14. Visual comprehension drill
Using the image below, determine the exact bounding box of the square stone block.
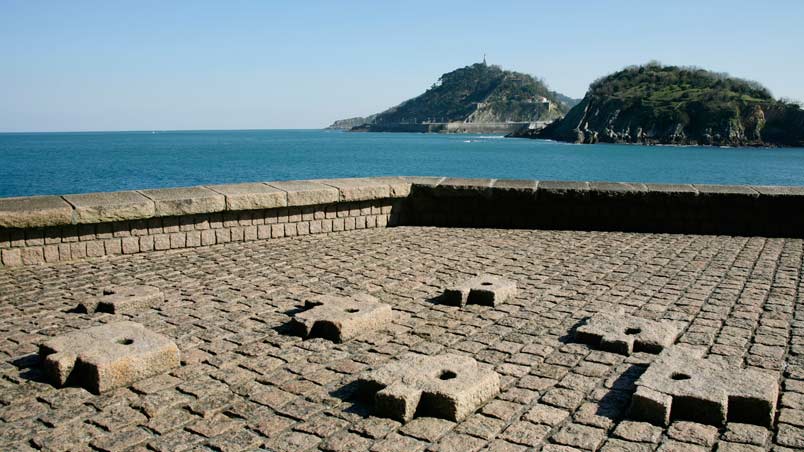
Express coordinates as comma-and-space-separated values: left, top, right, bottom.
575, 311, 682, 355
207, 183, 287, 210
39, 321, 180, 394
0, 195, 73, 228
443, 274, 516, 307
359, 353, 501, 422
76, 285, 164, 314
291, 293, 392, 342
267, 181, 340, 207
139, 187, 225, 216
629, 345, 778, 427
63, 191, 155, 223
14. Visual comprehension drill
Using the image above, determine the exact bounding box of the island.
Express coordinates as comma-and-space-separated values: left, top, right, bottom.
512, 62, 804, 147
327, 62, 579, 135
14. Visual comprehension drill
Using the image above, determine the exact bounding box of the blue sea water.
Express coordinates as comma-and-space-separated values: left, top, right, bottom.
2, 129, 804, 198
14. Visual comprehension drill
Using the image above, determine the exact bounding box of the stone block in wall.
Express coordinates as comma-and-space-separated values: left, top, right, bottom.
122, 237, 140, 254
169, 233, 185, 249
105, 238, 122, 255
63, 191, 155, 224
284, 223, 297, 237
230, 227, 244, 241
186, 230, 201, 247
268, 180, 339, 206
200, 230, 215, 246
244, 225, 257, 241
70, 242, 87, 259
153, 235, 170, 251
208, 182, 287, 211
139, 236, 155, 252
57, 243, 71, 261
43, 245, 59, 263
86, 241, 105, 257
215, 229, 230, 244
1, 248, 22, 267
317, 178, 392, 201
25, 228, 44, 246
21, 247, 45, 265
0, 195, 73, 228
140, 186, 225, 216
270, 224, 284, 238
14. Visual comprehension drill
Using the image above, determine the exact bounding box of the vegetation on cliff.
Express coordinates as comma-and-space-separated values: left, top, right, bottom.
327, 63, 574, 132
525, 62, 804, 147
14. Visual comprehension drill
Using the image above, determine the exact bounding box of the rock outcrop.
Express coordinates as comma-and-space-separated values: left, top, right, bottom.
515, 63, 804, 147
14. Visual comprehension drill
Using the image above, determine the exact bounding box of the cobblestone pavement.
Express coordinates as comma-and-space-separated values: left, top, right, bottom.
0, 227, 802, 451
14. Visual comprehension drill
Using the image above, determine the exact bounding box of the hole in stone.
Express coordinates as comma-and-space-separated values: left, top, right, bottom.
480, 282, 493, 286
625, 327, 641, 335
670, 372, 690, 380
103, 289, 115, 296
116, 338, 134, 345
438, 370, 457, 380
345, 308, 359, 313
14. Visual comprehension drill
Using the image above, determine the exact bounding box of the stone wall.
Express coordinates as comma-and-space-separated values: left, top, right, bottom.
0, 178, 410, 267
3, 176, 804, 268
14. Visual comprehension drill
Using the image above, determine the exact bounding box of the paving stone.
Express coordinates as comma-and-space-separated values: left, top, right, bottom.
667, 421, 718, 446
713, 442, 764, 452
575, 311, 682, 355
721, 422, 770, 445
39, 321, 180, 393
398, 416, 455, 442
551, 423, 607, 450
320, 430, 373, 452
370, 432, 427, 452
498, 421, 551, 447
656, 440, 708, 452
612, 420, 662, 443
1, 226, 801, 451
76, 285, 164, 314
291, 293, 393, 342
775, 423, 804, 448
443, 274, 517, 307
630, 345, 778, 427
359, 353, 501, 422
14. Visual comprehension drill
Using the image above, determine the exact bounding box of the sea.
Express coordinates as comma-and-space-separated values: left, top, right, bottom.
2, 129, 804, 198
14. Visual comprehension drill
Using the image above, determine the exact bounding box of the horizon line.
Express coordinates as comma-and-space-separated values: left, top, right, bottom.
0, 127, 331, 135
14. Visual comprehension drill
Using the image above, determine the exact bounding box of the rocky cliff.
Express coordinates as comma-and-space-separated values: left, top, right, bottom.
325, 115, 377, 130
327, 63, 573, 133
516, 63, 804, 147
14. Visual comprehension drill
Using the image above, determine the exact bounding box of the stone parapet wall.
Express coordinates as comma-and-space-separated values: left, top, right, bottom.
3, 176, 804, 267
407, 177, 804, 237
0, 178, 410, 267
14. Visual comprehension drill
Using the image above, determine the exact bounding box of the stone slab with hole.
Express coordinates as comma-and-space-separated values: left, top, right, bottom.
39, 321, 180, 394
575, 311, 682, 355
76, 285, 164, 314
629, 345, 778, 427
358, 353, 501, 422
290, 293, 392, 342
442, 274, 516, 307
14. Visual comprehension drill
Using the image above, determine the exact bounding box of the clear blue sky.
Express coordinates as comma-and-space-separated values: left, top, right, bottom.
2, 0, 802, 132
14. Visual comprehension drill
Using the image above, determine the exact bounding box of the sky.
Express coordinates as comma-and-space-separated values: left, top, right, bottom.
1, 0, 803, 132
